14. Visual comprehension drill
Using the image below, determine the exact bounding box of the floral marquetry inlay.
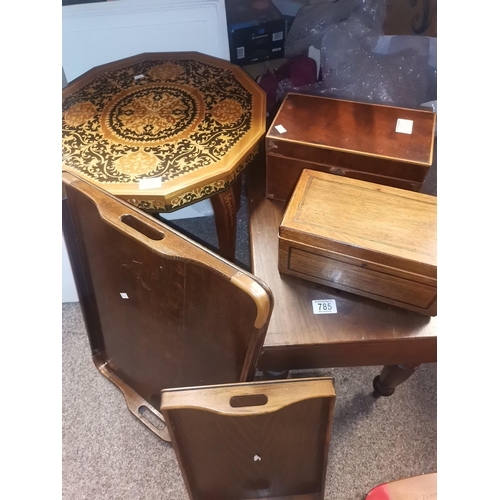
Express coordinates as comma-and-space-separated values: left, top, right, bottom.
114, 150, 160, 176
211, 99, 243, 124
100, 84, 205, 145
64, 102, 97, 127
148, 62, 185, 81
62, 53, 265, 211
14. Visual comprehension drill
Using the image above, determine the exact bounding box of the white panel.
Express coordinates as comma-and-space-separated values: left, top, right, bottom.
62, 0, 230, 82
62, 237, 79, 303
62, 0, 228, 301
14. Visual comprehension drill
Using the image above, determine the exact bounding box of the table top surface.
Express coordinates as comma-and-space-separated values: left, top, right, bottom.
62, 52, 266, 212
247, 158, 437, 353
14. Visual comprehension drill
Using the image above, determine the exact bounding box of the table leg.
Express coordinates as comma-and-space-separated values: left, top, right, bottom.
372, 364, 420, 398
210, 177, 242, 262
262, 370, 290, 380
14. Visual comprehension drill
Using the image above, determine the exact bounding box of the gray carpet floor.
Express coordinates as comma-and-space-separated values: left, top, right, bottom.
62, 301, 436, 500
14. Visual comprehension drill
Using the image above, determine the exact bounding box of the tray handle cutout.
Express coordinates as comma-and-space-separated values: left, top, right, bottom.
120, 214, 164, 241
138, 405, 166, 430
230, 394, 268, 408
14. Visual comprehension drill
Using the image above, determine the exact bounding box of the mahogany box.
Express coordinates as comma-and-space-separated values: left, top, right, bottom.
266, 93, 436, 202
278, 169, 437, 316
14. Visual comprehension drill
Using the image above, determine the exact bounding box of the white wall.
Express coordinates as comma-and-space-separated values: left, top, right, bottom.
62, 238, 79, 303
62, 0, 230, 302
62, 67, 78, 303
62, 0, 230, 82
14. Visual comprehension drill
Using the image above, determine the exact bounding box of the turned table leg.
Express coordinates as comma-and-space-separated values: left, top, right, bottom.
210, 177, 242, 262
263, 370, 290, 380
372, 364, 420, 398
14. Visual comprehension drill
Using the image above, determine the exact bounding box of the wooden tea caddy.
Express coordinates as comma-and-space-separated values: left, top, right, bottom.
266, 93, 436, 202
278, 170, 437, 316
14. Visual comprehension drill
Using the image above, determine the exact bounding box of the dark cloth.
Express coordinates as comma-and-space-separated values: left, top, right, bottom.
257, 55, 317, 114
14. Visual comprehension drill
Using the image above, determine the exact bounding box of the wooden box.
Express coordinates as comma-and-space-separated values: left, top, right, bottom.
266, 93, 436, 202
278, 170, 437, 316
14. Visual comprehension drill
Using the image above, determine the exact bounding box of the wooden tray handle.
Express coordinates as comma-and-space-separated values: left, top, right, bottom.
96, 359, 172, 442
63, 171, 272, 330
101, 207, 168, 247
161, 378, 335, 417
63, 171, 169, 245
119, 214, 165, 241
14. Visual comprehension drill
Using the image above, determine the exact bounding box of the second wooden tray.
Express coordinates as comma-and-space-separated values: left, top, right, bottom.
161, 377, 336, 499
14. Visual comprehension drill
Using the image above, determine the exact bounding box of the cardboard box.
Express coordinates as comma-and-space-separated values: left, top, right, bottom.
226, 0, 286, 65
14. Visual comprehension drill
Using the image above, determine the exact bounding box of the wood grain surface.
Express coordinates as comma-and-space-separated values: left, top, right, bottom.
161, 378, 335, 500
282, 245, 436, 310
246, 156, 437, 372
266, 154, 423, 202
62, 171, 273, 440
282, 171, 437, 272
267, 94, 436, 165
278, 170, 437, 315
266, 93, 435, 201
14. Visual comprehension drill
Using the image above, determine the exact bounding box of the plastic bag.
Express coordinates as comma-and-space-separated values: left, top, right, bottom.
281, 0, 436, 109
285, 0, 386, 57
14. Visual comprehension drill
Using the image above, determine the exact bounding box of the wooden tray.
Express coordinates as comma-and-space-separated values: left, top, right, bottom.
62, 172, 273, 441
161, 377, 335, 500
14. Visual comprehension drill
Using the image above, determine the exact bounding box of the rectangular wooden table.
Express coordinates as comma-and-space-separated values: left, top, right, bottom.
247, 152, 437, 397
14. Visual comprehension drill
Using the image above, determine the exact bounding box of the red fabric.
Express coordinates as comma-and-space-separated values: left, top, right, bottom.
257, 71, 280, 113
257, 56, 318, 113
365, 483, 391, 500
275, 55, 317, 87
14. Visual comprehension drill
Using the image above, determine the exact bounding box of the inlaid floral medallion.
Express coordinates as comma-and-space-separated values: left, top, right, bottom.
100, 84, 205, 145
62, 54, 265, 210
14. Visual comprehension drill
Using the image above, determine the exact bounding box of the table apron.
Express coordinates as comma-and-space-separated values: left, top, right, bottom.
258, 337, 437, 372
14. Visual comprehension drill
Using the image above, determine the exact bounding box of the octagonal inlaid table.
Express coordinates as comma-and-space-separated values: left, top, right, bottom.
62, 52, 266, 261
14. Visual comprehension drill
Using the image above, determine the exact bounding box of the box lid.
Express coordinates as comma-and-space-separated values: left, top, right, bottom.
279, 170, 437, 279
267, 93, 436, 166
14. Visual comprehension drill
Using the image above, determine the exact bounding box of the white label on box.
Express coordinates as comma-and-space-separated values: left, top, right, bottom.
395, 118, 413, 134
139, 177, 162, 190
120, 293, 129, 299
312, 299, 337, 314
134, 74, 144, 80
273, 31, 284, 41
275, 124, 287, 134
237, 47, 245, 59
